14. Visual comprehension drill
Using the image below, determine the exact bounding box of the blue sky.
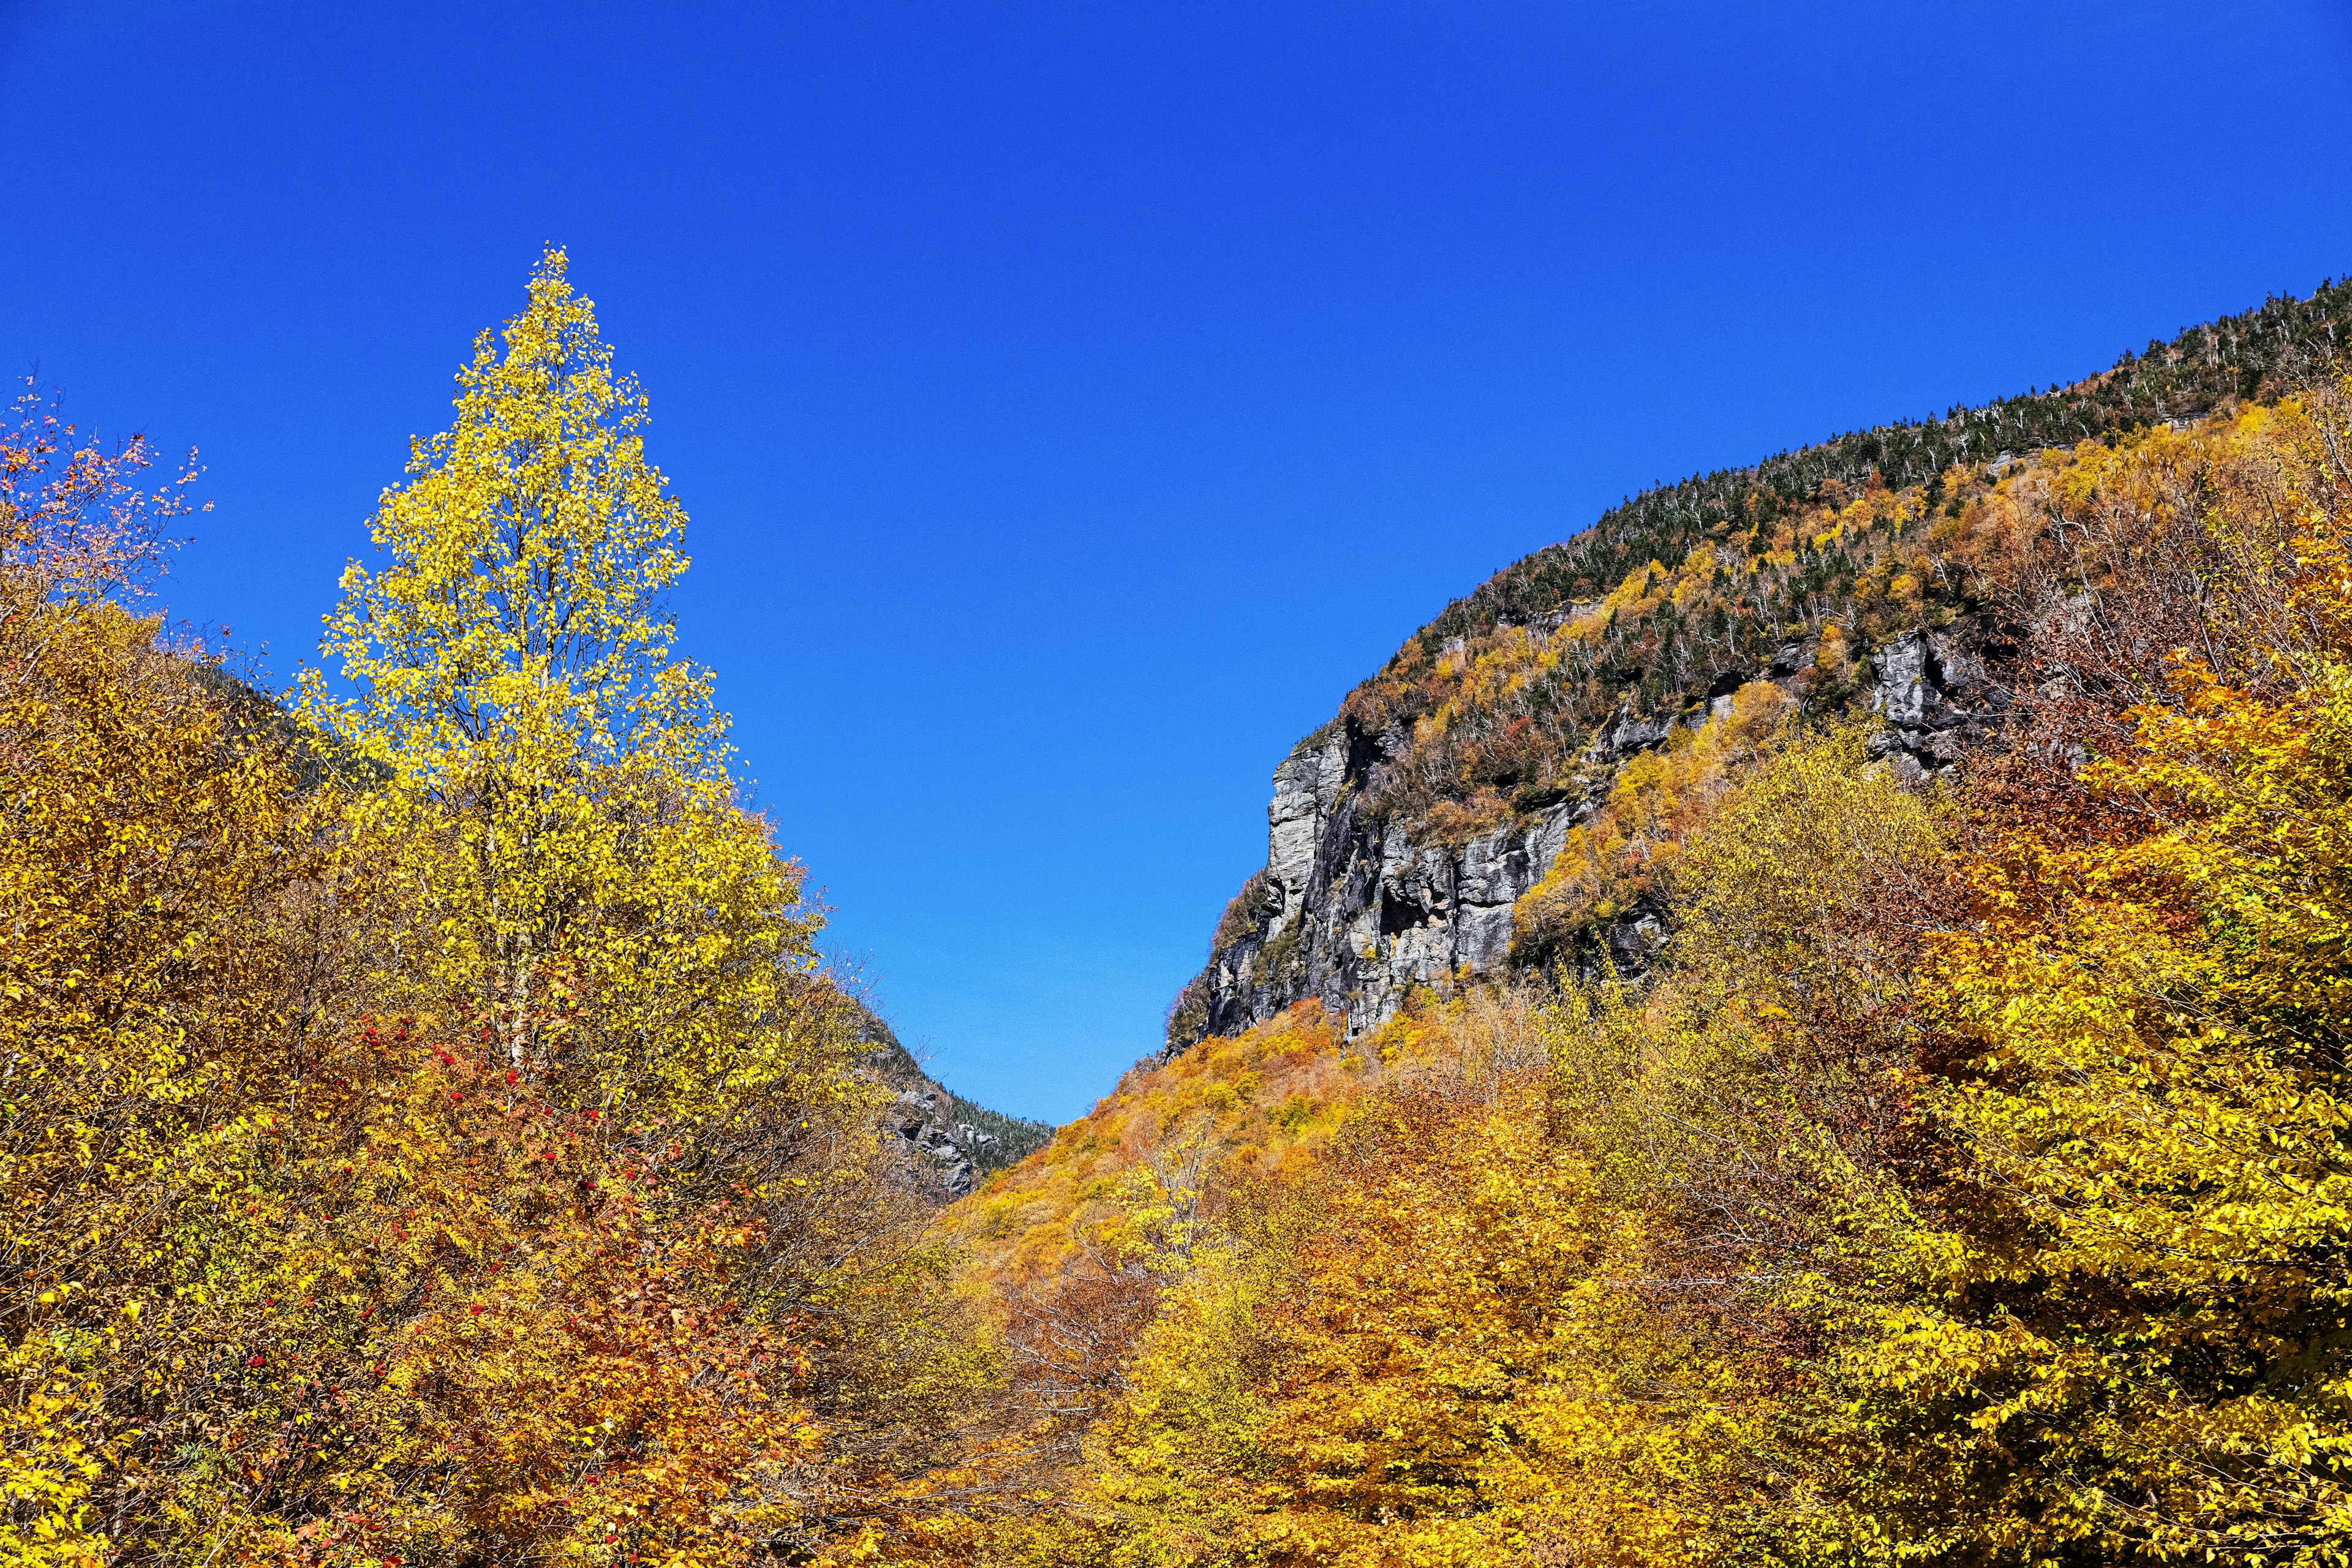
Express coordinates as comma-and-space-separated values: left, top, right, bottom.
6, 1, 2351, 1120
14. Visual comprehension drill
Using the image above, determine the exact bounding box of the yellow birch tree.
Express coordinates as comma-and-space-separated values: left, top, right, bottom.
300, 248, 828, 1127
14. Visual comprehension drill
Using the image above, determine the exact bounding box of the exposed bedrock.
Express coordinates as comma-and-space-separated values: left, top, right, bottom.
1178, 622, 2002, 1050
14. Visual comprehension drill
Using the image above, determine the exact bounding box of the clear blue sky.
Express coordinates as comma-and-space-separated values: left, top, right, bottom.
6, 1, 2350, 1120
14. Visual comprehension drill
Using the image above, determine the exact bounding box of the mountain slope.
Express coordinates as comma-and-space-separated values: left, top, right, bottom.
949, 342, 2352, 1568
1164, 278, 2352, 1051
857, 1007, 1053, 1199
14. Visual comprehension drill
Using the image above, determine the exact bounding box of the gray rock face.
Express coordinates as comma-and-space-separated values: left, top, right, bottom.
1180, 619, 2002, 1050
1194, 709, 1645, 1045
853, 1008, 1048, 1202
1863, 628, 2002, 778
1197, 739, 1568, 1042
885, 1082, 987, 1200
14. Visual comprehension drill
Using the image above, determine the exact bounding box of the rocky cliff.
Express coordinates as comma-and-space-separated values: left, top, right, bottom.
1178, 623, 2003, 1046
856, 1010, 1053, 1200
1164, 277, 2352, 1055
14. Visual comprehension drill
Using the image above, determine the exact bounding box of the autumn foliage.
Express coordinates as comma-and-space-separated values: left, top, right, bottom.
954, 388, 2352, 1564
0, 258, 992, 1566
17, 255, 2352, 1567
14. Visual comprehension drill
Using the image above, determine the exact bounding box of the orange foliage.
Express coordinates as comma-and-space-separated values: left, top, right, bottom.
190, 1027, 816, 1567
949, 1001, 1378, 1292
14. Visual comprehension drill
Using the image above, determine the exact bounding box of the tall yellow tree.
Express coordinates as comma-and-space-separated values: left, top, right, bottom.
303, 255, 1006, 1562
301, 247, 823, 1125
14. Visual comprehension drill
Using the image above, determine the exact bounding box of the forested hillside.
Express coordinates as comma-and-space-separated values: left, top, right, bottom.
12, 258, 2352, 1567
959, 375, 2352, 1564
1168, 277, 2352, 1050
